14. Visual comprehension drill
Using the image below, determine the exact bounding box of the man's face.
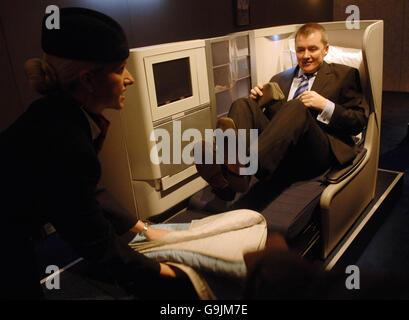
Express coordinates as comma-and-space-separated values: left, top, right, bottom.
295, 31, 329, 74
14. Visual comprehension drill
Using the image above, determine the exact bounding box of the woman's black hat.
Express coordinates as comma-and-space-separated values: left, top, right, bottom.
41, 7, 129, 62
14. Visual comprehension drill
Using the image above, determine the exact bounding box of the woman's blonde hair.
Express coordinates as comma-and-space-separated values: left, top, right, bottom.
24, 54, 105, 95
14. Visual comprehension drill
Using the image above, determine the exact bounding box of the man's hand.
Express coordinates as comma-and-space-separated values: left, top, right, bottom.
249, 84, 264, 100
299, 91, 327, 111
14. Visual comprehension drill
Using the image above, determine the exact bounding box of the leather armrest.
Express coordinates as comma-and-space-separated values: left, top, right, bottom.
326, 148, 367, 184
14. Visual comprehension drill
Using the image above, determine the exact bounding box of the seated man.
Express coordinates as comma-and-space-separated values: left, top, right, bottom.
196, 22, 368, 200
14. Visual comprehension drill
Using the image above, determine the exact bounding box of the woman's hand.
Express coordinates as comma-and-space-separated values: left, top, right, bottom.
159, 263, 179, 278
131, 220, 174, 241
144, 227, 173, 241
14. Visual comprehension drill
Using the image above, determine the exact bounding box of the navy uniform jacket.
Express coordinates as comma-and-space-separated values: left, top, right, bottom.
0, 93, 160, 298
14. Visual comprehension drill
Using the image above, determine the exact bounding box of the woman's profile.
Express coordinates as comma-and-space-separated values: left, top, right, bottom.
0, 7, 195, 300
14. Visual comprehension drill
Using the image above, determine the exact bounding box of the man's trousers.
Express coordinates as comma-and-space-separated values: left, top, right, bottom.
228, 98, 336, 182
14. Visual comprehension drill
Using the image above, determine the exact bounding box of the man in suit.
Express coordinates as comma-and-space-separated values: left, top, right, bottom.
196, 22, 368, 199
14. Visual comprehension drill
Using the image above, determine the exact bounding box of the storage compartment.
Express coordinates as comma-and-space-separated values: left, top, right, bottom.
215, 90, 233, 118
213, 65, 232, 92
153, 106, 213, 178
231, 35, 249, 57
233, 77, 251, 99
211, 40, 230, 66
206, 32, 252, 119
232, 56, 250, 80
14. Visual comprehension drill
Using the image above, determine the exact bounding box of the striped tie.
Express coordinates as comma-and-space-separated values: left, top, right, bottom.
293, 73, 314, 99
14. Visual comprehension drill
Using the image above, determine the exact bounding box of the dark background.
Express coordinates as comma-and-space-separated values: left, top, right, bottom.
0, 0, 336, 133
1, 0, 408, 132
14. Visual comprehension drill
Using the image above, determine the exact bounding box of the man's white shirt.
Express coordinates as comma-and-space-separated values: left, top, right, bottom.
287, 68, 335, 125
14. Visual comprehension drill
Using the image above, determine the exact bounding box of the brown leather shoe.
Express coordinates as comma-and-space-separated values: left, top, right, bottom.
216, 117, 238, 132
194, 140, 228, 190
216, 117, 241, 175
216, 117, 249, 175
195, 119, 250, 198
194, 140, 237, 200
224, 168, 250, 193
216, 117, 250, 192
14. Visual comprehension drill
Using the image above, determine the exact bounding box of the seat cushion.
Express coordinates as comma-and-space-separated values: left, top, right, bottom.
260, 179, 324, 239
188, 173, 327, 240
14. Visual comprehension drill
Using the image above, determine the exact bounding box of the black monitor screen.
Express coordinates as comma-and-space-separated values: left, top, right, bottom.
153, 57, 193, 107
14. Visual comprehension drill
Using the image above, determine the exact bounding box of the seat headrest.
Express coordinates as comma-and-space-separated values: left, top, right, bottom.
287, 38, 363, 70
324, 46, 363, 70
284, 38, 366, 90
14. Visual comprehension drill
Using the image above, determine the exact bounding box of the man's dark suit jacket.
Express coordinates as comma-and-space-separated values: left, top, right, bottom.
0, 93, 160, 298
268, 61, 369, 166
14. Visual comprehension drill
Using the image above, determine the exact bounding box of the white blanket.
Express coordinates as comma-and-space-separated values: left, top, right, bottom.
129, 209, 267, 299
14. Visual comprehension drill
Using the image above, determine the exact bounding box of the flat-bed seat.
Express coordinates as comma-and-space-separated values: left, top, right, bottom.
167, 172, 325, 256
167, 147, 367, 256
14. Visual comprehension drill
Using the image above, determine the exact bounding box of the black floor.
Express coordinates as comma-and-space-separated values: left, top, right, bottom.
351, 91, 409, 274
327, 91, 409, 278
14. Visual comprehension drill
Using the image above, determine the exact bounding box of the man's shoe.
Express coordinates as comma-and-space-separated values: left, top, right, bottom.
216, 117, 238, 133
213, 186, 237, 201
216, 117, 241, 174
195, 140, 228, 189
194, 140, 236, 201
224, 168, 250, 193
216, 117, 250, 192
194, 126, 250, 199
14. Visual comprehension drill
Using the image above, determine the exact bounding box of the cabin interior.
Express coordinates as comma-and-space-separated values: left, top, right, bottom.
1, 0, 409, 300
